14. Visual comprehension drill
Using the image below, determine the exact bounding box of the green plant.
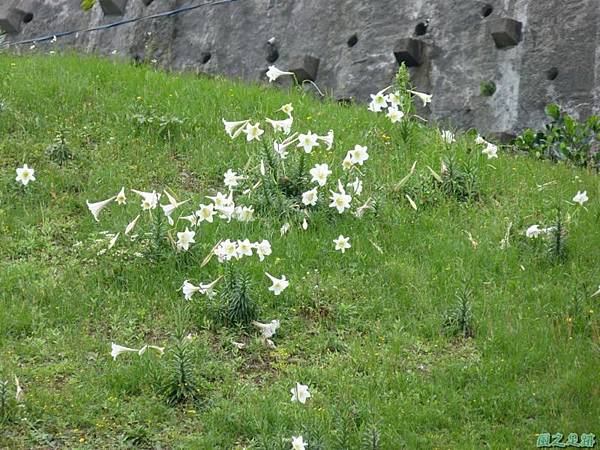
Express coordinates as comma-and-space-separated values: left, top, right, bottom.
361, 423, 382, 450
252, 141, 307, 220
159, 337, 201, 406
0, 379, 16, 424
44, 132, 73, 165
443, 287, 475, 339
220, 265, 259, 326
513, 104, 600, 169
546, 208, 568, 263
394, 63, 418, 142
81, 0, 95, 11
438, 156, 480, 202
130, 106, 187, 141
480, 81, 496, 97
565, 284, 599, 339
143, 211, 170, 261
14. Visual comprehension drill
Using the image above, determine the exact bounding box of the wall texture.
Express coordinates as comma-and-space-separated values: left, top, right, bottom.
2, 0, 599, 137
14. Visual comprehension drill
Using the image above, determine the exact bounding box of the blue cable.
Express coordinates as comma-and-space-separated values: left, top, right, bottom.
1, 0, 239, 48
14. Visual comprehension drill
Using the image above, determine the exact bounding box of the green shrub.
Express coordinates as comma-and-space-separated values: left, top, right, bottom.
513, 104, 600, 169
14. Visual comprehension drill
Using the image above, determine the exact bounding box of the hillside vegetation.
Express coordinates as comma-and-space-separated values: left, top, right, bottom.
0, 54, 598, 449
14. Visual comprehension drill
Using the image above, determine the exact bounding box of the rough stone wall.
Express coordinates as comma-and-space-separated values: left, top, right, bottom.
2, 0, 599, 137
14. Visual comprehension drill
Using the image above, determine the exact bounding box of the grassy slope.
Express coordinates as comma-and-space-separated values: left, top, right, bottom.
0, 54, 598, 449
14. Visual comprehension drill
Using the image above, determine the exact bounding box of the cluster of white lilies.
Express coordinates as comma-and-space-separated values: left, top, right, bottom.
10, 72, 595, 449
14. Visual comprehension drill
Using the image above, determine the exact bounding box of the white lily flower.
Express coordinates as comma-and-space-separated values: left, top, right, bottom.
235, 205, 254, 222
342, 155, 354, 171
573, 191, 588, 206
216, 203, 236, 222
138, 345, 164, 356
355, 197, 375, 218
273, 133, 299, 160
297, 131, 320, 153
348, 144, 369, 165
107, 232, 120, 250
333, 235, 351, 253
266, 65, 294, 82
265, 273, 289, 295
302, 187, 319, 206
279, 103, 294, 116
15, 376, 24, 403
125, 214, 141, 235
111, 343, 139, 360
224, 169, 245, 189
243, 122, 264, 142
475, 134, 487, 145
348, 178, 363, 195
115, 187, 127, 205
180, 213, 198, 226
161, 191, 189, 224
86, 196, 116, 222
408, 89, 432, 106
386, 91, 402, 108
207, 191, 233, 209
386, 106, 405, 123
232, 341, 246, 350
146, 345, 164, 356
15, 164, 36, 186
482, 143, 498, 159
440, 130, 456, 144
525, 225, 544, 238
252, 319, 280, 338
310, 163, 331, 187
369, 89, 389, 112
266, 117, 293, 135
302, 217, 308, 230
290, 382, 311, 404
132, 189, 160, 210
216, 239, 238, 261
329, 182, 352, 213
196, 203, 216, 223
280, 222, 290, 236
182, 280, 202, 300
176, 227, 196, 251
237, 239, 254, 258
255, 239, 272, 261
222, 119, 250, 139
318, 129, 334, 150
291, 435, 308, 450
200, 277, 221, 298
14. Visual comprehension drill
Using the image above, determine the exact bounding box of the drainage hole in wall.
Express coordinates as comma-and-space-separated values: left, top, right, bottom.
481, 4, 493, 17
347, 34, 358, 48
201, 52, 211, 64
415, 22, 428, 36
546, 67, 558, 80
266, 47, 279, 63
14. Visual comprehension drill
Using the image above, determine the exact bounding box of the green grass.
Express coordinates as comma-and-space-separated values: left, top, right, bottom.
0, 53, 599, 449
